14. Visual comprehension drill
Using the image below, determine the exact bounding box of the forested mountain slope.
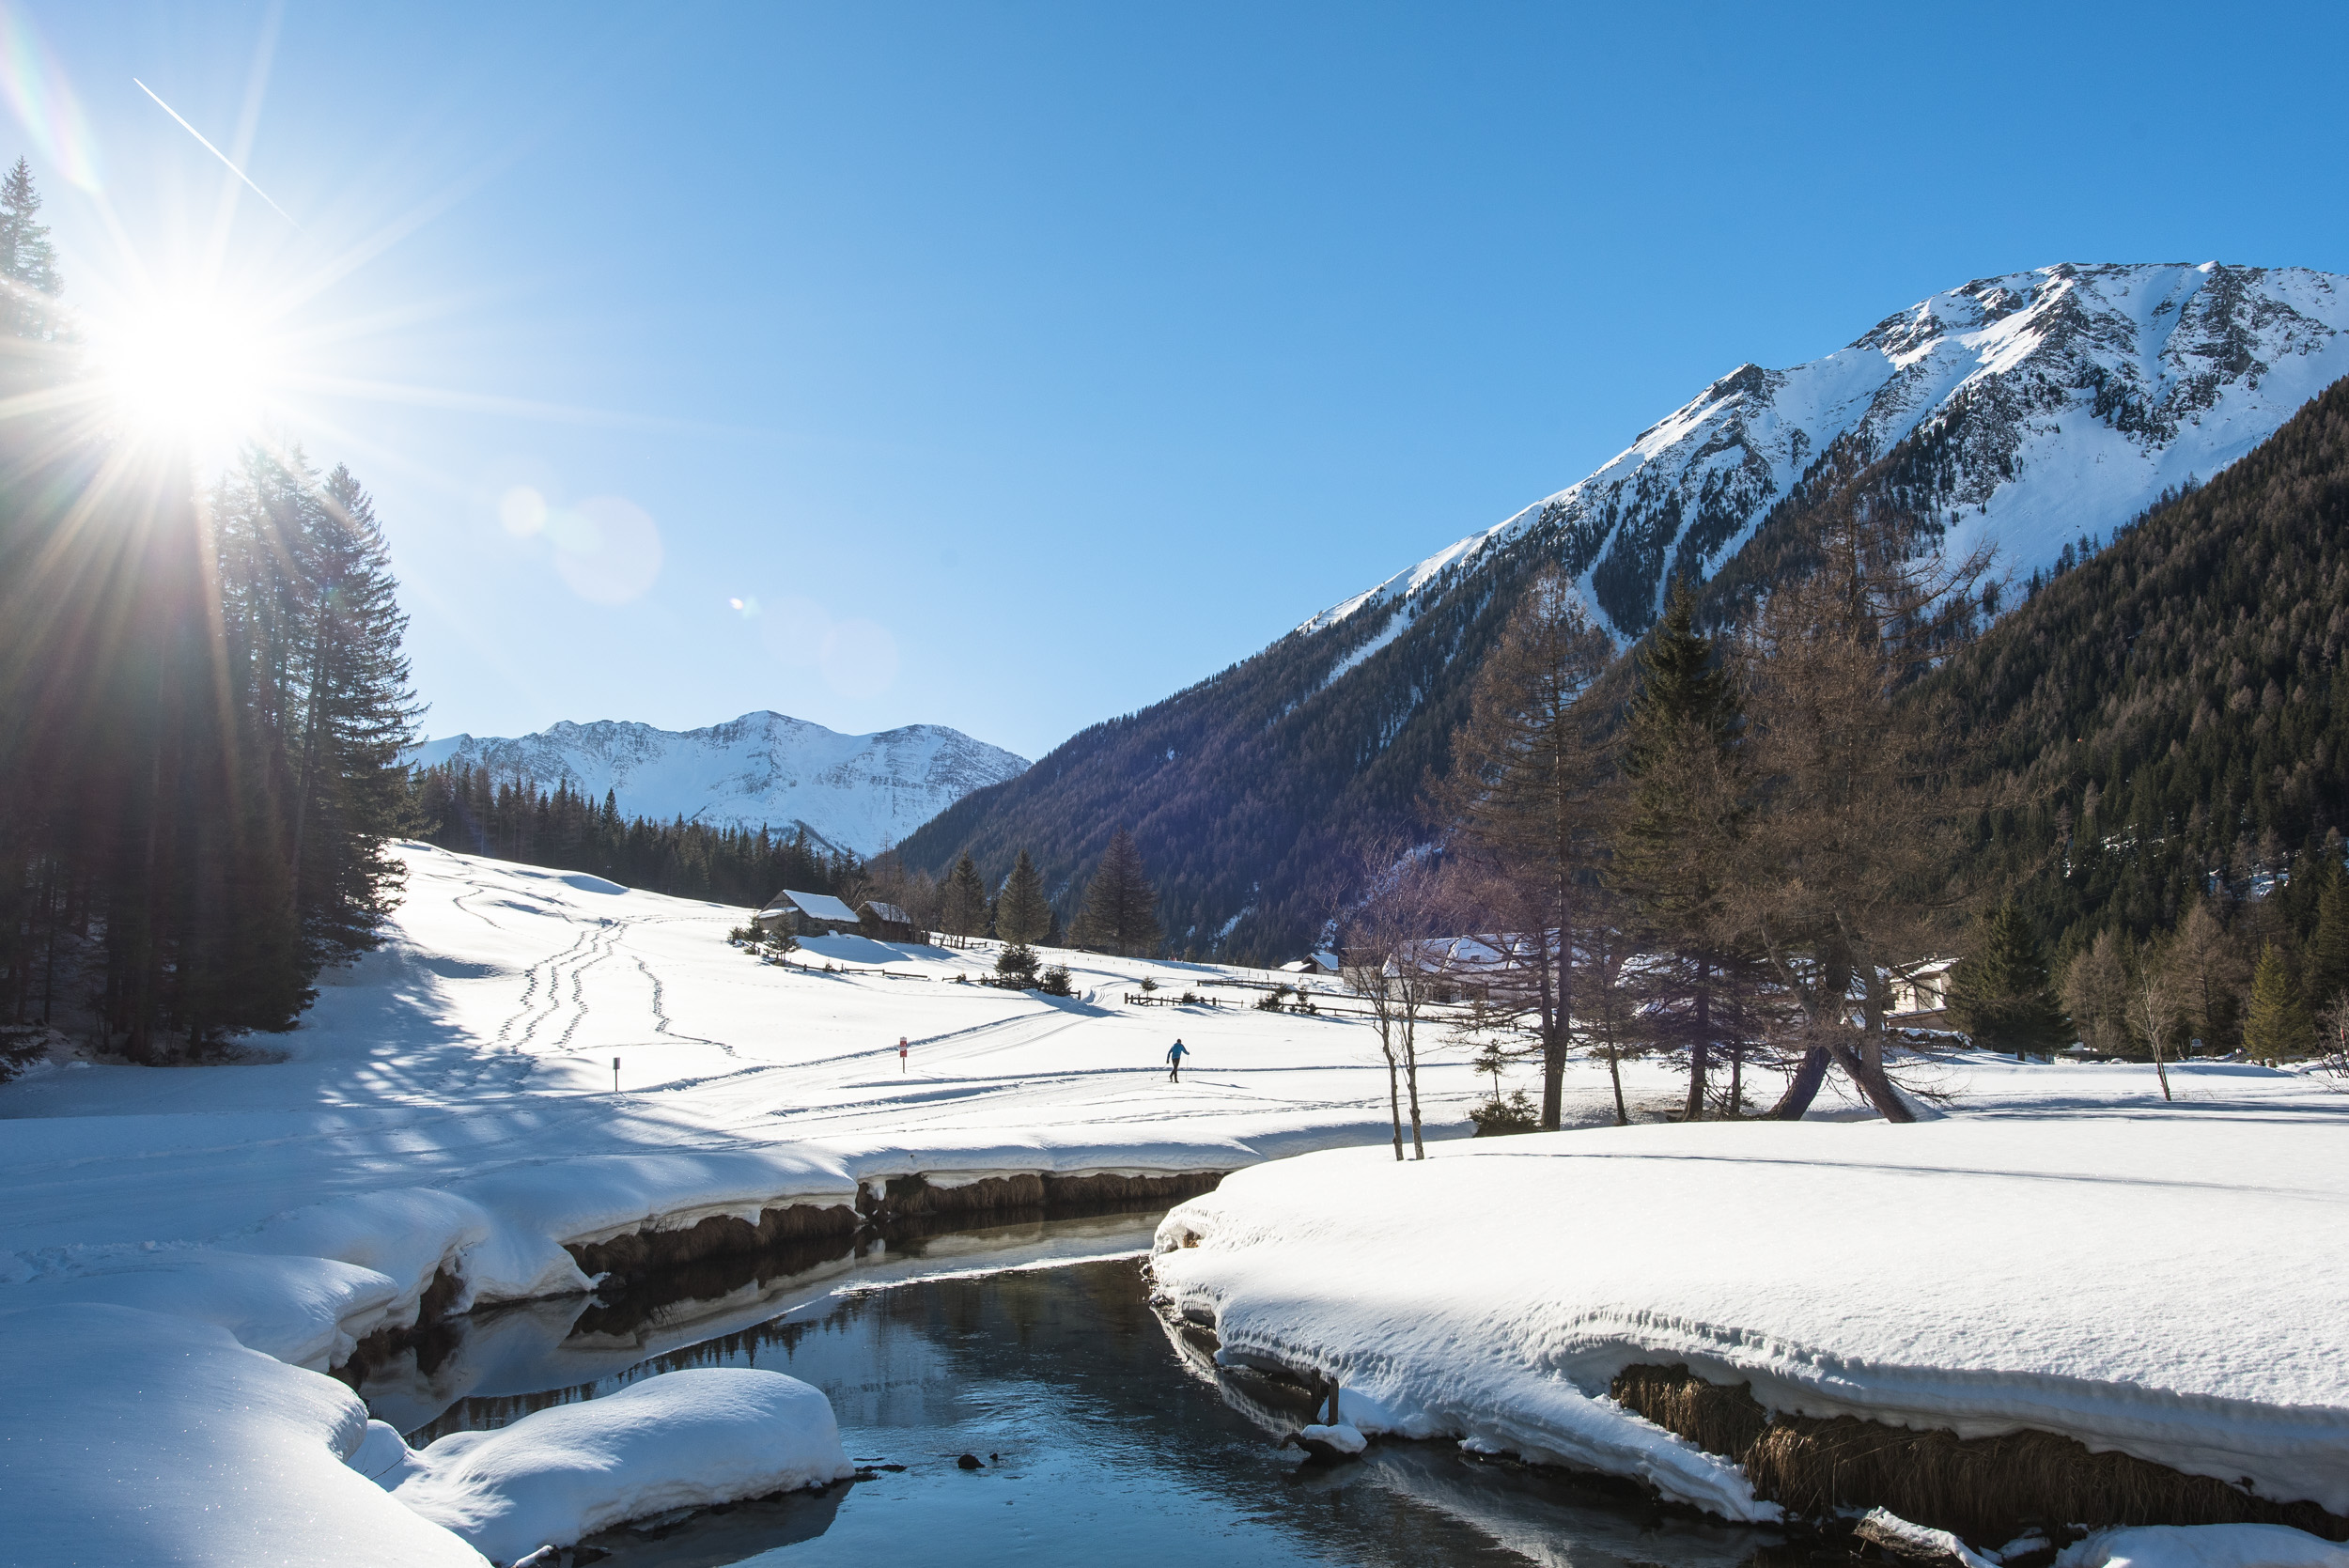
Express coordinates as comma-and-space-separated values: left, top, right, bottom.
1943, 373, 2349, 961
904, 265, 2349, 960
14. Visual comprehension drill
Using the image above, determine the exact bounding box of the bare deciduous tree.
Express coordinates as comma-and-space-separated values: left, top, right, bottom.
2125, 933, 2181, 1102
1340, 841, 1447, 1160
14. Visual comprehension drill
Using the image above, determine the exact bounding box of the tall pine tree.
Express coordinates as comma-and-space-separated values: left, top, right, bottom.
2304, 863, 2349, 1017
941, 851, 989, 943
1946, 901, 2071, 1059
995, 848, 1051, 946
2244, 943, 2313, 1060
0, 157, 61, 343
1611, 579, 1750, 1120
1074, 827, 1160, 956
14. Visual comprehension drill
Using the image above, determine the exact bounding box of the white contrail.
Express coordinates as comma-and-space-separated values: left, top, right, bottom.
131, 77, 300, 229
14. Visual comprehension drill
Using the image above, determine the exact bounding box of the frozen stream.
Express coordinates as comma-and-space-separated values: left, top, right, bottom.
360, 1210, 1794, 1568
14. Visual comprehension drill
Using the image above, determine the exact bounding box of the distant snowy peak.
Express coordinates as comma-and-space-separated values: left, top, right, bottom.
1305, 262, 2349, 643
407, 711, 1029, 857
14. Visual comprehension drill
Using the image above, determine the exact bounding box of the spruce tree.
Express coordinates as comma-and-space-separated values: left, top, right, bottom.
2244, 942, 2314, 1060
1075, 827, 1160, 956
941, 851, 989, 943
2304, 862, 2349, 1016
1611, 579, 1749, 1119
1946, 901, 2070, 1059
0, 158, 60, 340
996, 848, 1051, 946
288, 465, 420, 967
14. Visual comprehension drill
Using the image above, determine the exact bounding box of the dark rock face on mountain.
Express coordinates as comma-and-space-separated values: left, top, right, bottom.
903, 265, 2349, 960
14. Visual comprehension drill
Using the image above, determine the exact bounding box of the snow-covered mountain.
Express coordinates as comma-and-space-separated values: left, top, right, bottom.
1308, 261, 2349, 641
903, 262, 2349, 958
407, 712, 1029, 856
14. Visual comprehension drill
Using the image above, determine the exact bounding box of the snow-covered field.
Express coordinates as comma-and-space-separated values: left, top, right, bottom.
4, 839, 2344, 1563
0, 841, 1547, 1564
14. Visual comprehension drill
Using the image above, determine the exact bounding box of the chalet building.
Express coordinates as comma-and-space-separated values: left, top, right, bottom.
1887, 957, 1959, 1024
755, 889, 862, 939
859, 900, 920, 942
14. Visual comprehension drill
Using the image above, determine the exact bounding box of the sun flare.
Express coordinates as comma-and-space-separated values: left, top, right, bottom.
95, 293, 281, 446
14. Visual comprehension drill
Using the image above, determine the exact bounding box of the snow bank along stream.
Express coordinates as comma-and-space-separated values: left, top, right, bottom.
1150, 1115, 2349, 1548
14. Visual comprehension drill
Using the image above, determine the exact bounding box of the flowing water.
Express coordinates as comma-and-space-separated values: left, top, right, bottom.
362, 1210, 1803, 1568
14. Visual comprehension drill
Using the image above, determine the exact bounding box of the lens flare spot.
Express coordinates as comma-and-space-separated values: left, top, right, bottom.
551, 495, 661, 605
499, 485, 548, 536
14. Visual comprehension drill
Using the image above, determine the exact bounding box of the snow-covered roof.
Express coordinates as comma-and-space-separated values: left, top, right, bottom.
1278, 959, 1318, 973
861, 901, 911, 925
760, 889, 860, 924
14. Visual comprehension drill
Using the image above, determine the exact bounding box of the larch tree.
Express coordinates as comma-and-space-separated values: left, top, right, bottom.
2161, 899, 2248, 1054
1435, 567, 1615, 1129
1945, 901, 2070, 1060
995, 848, 1051, 946
1719, 504, 1995, 1122
2061, 929, 2134, 1056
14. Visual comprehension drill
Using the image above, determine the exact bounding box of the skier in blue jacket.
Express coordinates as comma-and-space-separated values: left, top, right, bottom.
1166, 1039, 1189, 1082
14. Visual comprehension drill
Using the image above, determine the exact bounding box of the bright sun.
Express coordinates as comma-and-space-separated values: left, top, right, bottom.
97, 295, 280, 446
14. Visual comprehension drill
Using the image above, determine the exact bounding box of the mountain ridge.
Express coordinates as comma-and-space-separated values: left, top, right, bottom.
1305, 261, 2347, 646
898, 263, 2349, 961
408, 710, 1028, 858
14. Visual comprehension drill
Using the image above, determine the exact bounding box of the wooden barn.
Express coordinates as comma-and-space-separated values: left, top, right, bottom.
754, 889, 862, 939
859, 900, 921, 942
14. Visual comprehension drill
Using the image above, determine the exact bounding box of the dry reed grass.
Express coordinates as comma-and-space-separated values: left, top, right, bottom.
1610, 1363, 2347, 1545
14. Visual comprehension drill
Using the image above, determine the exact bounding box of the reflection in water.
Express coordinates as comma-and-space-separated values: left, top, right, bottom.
367, 1212, 1794, 1568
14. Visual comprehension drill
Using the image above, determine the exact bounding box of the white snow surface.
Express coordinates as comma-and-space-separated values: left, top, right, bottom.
0, 1302, 487, 1566
379, 1368, 852, 1563
0, 841, 1538, 1561
4, 840, 2344, 1554
406, 709, 1028, 855
1859, 1508, 1999, 1568
1301, 263, 2349, 643
1150, 1105, 2349, 1521
2057, 1526, 2349, 1568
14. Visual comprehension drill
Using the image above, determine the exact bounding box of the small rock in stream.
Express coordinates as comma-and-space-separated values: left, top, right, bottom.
957, 1452, 985, 1469
1291, 1423, 1368, 1463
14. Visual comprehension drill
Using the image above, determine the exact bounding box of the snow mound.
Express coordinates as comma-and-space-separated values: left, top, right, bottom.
381, 1367, 853, 1563
0, 1302, 485, 1566
2055, 1525, 2349, 1568
1150, 1116, 2349, 1519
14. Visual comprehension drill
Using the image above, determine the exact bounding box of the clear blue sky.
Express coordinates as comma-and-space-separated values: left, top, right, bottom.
17, 2, 2349, 759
